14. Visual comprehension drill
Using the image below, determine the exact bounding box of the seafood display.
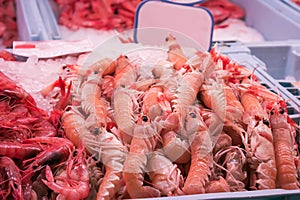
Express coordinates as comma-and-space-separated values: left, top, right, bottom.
0, 33, 299, 199
197, 0, 245, 24
55, 0, 142, 31
0, 0, 18, 48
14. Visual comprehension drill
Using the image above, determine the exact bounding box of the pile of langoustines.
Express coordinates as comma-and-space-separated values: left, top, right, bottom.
1, 34, 298, 199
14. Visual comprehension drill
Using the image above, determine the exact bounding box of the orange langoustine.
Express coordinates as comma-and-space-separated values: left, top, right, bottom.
1, 32, 300, 199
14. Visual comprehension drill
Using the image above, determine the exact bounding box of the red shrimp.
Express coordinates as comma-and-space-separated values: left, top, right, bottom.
0, 50, 16, 61
0, 71, 45, 116
22, 137, 74, 171
0, 141, 41, 159
0, 156, 24, 200
42, 147, 90, 200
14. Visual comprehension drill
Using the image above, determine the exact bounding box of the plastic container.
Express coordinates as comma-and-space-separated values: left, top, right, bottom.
15, 0, 61, 41
140, 189, 300, 200
231, 0, 300, 41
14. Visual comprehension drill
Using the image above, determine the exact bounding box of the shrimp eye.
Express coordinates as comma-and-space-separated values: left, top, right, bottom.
165, 37, 169, 42
263, 119, 269, 126
94, 127, 99, 135
189, 112, 197, 118
124, 55, 128, 59
65, 107, 72, 111
279, 107, 285, 114
62, 65, 67, 70
142, 115, 148, 122
121, 84, 125, 88
270, 109, 274, 115
73, 150, 78, 157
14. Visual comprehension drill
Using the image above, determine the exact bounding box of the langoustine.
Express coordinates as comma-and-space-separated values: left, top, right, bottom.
182, 107, 213, 194
268, 101, 299, 189
122, 118, 162, 198
1, 32, 298, 199
242, 93, 276, 189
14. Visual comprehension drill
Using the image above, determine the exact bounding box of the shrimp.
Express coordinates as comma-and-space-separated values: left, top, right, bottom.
61, 106, 91, 149
80, 75, 108, 128
215, 146, 247, 191
147, 150, 184, 196
0, 141, 41, 159
122, 118, 161, 198
152, 60, 174, 80
63, 106, 127, 199
161, 130, 191, 164
171, 71, 204, 127
225, 147, 247, 191
0, 156, 24, 200
142, 85, 172, 121
87, 129, 127, 200
248, 121, 277, 190
240, 86, 269, 129
202, 83, 244, 145
102, 75, 115, 100
89, 57, 116, 76
42, 147, 90, 200
165, 34, 188, 70
113, 86, 139, 144
240, 85, 276, 190
114, 55, 138, 89
269, 102, 299, 189
182, 108, 213, 194
22, 137, 75, 171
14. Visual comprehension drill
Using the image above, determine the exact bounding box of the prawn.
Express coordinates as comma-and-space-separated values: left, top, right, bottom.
114, 55, 138, 89
122, 117, 162, 198
182, 108, 213, 194
269, 102, 299, 189
142, 85, 172, 121
147, 150, 184, 196
165, 34, 188, 70
0, 156, 24, 200
42, 146, 90, 200
113, 86, 139, 144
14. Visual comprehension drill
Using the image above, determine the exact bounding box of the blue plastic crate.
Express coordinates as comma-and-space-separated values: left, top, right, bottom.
16, 0, 61, 41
